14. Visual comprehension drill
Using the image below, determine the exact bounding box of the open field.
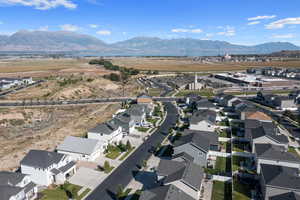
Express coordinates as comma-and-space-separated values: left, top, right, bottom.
0, 58, 111, 78
110, 57, 300, 72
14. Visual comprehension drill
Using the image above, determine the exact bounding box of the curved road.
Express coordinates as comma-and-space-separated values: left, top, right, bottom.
86, 102, 178, 200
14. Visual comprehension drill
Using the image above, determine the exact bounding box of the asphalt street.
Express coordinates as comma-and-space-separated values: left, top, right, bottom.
86, 102, 178, 200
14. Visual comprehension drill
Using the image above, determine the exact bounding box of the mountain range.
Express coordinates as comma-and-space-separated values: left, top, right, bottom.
0, 31, 299, 56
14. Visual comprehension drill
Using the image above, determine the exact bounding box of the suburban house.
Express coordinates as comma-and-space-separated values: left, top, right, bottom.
219, 94, 239, 107
0, 171, 37, 200
260, 164, 300, 200
244, 119, 289, 150
88, 119, 123, 146
244, 111, 272, 122
214, 93, 226, 105
156, 159, 204, 199
20, 150, 76, 186
172, 130, 218, 166
195, 99, 218, 111
235, 103, 260, 120
257, 92, 297, 110
126, 104, 147, 126
114, 112, 135, 135
189, 109, 218, 132
254, 143, 300, 173
139, 185, 195, 200
56, 136, 105, 161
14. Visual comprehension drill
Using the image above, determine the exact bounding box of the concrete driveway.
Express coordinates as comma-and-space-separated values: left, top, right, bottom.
68, 167, 104, 189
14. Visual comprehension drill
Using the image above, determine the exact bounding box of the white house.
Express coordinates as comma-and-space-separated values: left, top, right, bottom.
57, 136, 105, 162
20, 150, 76, 186
88, 120, 123, 147
0, 171, 37, 200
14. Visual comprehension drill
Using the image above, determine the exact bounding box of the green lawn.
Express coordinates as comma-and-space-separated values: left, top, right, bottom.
148, 88, 162, 96
215, 157, 232, 174
288, 146, 300, 158
233, 177, 251, 200
232, 142, 249, 152
106, 150, 121, 159
119, 147, 135, 161
147, 117, 159, 126
175, 88, 214, 97
77, 188, 91, 200
41, 183, 82, 200
136, 127, 150, 132
211, 181, 232, 200
217, 129, 230, 138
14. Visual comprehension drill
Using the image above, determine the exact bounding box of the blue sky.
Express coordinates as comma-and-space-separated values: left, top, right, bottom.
0, 0, 300, 45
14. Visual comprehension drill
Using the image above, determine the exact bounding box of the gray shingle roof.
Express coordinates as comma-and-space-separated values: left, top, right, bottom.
196, 99, 216, 109
269, 192, 300, 200
173, 130, 218, 153
261, 164, 300, 190
172, 152, 194, 163
126, 104, 146, 116
0, 185, 23, 200
255, 143, 300, 163
21, 150, 65, 169
245, 119, 288, 144
190, 109, 216, 125
139, 185, 194, 200
0, 172, 26, 186
88, 120, 120, 135
57, 136, 101, 155
157, 160, 203, 191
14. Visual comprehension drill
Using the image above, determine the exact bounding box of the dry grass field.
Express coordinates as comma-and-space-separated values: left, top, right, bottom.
110, 57, 300, 72
0, 58, 111, 78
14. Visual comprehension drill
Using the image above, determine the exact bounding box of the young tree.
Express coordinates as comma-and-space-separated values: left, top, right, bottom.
116, 184, 124, 200
103, 160, 111, 173
126, 140, 132, 150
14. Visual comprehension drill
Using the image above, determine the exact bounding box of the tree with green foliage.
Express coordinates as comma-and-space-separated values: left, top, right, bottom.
103, 160, 111, 173
115, 184, 124, 200
126, 140, 132, 150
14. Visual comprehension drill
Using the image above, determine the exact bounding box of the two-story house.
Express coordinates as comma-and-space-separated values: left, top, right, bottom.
88, 119, 123, 147
156, 159, 203, 200
20, 150, 76, 186
254, 143, 300, 173
189, 109, 218, 132
172, 130, 218, 166
0, 171, 37, 200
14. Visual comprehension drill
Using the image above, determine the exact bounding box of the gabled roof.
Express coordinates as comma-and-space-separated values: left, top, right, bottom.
173, 130, 218, 153
0, 172, 26, 186
157, 160, 203, 191
261, 164, 300, 190
21, 150, 65, 169
190, 109, 216, 125
0, 185, 23, 200
139, 185, 194, 200
245, 120, 288, 144
172, 152, 194, 163
270, 192, 300, 200
57, 136, 101, 155
196, 99, 216, 109
255, 143, 300, 163
88, 119, 120, 135
126, 104, 146, 116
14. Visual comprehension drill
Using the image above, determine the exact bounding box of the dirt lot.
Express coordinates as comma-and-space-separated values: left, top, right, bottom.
0, 104, 121, 171
110, 57, 300, 72
4, 74, 141, 100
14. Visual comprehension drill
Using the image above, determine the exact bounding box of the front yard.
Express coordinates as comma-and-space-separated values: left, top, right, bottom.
135, 127, 150, 132
40, 182, 90, 200
175, 88, 214, 97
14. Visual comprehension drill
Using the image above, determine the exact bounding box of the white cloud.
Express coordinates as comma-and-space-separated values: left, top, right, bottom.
0, 0, 76, 10
38, 26, 49, 31
271, 33, 295, 39
266, 17, 300, 29
60, 24, 79, 32
217, 26, 235, 37
247, 21, 260, 25
89, 24, 99, 28
96, 30, 111, 35
248, 15, 276, 21
171, 28, 203, 33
